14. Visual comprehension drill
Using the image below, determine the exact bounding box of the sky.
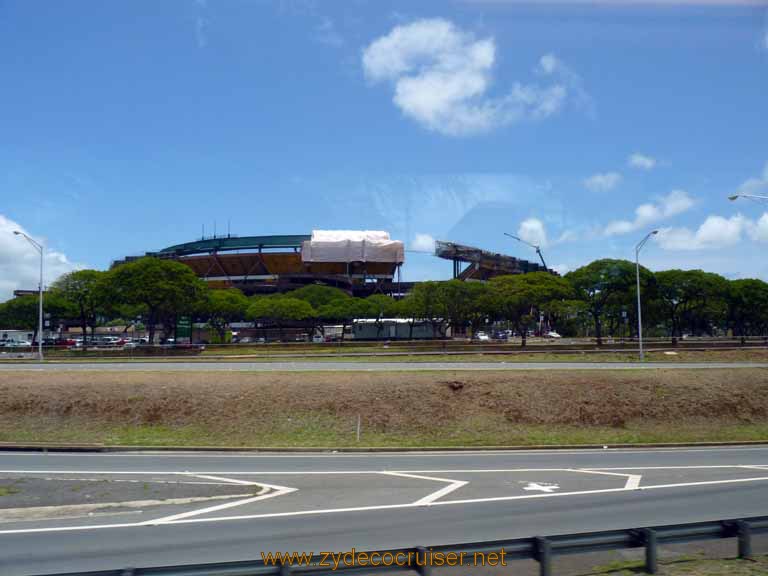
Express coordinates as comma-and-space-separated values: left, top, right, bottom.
1, 0, 768, 300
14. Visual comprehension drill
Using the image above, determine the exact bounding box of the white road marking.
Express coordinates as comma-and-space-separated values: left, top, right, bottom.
0, 471, 766, 535
0, 493, 254, 522
573, 469, 643, 489
380, 471, 468, 505
521, 482, 559, 492
146, 479, 297, 525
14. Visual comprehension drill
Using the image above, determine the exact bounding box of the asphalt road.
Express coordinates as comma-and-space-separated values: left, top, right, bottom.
1, 447, 767, 575
1, 360, 767, 371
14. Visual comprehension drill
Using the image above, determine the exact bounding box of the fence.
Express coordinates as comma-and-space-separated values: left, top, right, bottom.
36, 515, 768, 576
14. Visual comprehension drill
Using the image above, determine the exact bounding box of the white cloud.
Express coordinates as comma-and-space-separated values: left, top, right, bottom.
605, 189, 694, 236
627, 153, 656, 170
552, 263, 571, 275
517, 217, 548, 247
536, 53, 593, 115
735, 161, 768, 197
0, 214, 82, 302
583, 171, 622, 192
361, 19, 572, 136
411, 233, 436, 252
656, 214, 748, 251
750, 213, 768, 242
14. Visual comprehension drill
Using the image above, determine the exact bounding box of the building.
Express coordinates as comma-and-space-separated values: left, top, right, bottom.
112, 230, 405, 297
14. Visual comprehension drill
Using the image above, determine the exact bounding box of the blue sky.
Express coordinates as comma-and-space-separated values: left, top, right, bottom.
1, 0, 767, 298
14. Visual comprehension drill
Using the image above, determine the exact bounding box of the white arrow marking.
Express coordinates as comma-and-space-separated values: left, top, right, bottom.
521, 482, 560, 493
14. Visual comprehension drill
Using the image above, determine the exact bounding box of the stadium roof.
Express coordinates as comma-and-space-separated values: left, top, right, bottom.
152, 235, 311, 257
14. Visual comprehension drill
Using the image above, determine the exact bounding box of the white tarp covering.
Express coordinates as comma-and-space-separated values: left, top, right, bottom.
301, 230, 404, 263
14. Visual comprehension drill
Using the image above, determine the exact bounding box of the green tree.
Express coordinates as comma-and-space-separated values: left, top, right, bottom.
354, 294, 398, 339
438, 280, 490, 337
406, 282, 447, 337
488, 272, 573, 346
0, 292, 69, 343
50, 269, 108, 341
316, 297, 368, 341
728, 278, 768, 339
247, 296, 315, 341
566, 259, 639, 345
290, 285, 350, 309
105, 257, 208, 344
655, 270, 729, 338
202, 288, 249, 342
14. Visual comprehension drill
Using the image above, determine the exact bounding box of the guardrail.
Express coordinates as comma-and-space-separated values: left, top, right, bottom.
37, 515, 768, 576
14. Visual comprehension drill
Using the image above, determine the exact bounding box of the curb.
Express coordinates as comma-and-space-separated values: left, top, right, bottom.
1, 440, 766, 453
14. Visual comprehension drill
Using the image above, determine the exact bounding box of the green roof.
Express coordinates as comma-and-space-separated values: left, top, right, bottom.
153, 235, 311, 257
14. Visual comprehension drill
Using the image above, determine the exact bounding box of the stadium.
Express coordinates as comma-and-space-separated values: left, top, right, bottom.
111, 229, 553, 296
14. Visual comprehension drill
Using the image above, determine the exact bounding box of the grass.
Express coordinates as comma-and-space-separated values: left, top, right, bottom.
1, 368, 766, 448
2, 421, 767, 448
0, 486, 20, 497
6, 348, 767, 364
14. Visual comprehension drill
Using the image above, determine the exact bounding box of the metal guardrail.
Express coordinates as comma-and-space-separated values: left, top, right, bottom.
37, 515, 768, 576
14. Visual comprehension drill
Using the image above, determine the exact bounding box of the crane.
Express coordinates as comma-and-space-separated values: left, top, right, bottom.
504, 232, 548, 270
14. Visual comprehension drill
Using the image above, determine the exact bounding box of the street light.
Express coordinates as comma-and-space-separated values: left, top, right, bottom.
13, 231, 44, 361
729, 193, 768, 203
635, 230, 658, 362
503, 232, 548, 269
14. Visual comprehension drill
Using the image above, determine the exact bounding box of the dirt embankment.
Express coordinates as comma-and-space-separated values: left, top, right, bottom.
0, 369, 766, 446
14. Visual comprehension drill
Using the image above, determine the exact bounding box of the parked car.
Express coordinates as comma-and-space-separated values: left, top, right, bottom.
474, 331, 490, 342
312, 335, 324, 343
546, 331, 562, 339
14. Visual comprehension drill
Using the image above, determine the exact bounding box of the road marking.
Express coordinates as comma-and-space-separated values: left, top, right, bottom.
521, 482, 559, 492
0, 493, 254, 522
0, 473, 766, 535
573, 469, 643, 489
380, 471, 468, 505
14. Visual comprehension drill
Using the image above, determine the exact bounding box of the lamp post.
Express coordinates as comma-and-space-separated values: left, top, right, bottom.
13, 231, 44, 361
635, 230, 658, 362
729, 193, 768, 203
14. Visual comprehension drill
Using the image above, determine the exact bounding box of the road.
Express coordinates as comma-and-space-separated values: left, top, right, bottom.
0, 360, 767, 371
1, 446, 767, 575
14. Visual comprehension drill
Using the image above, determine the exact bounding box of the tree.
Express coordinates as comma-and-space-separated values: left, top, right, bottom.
290, 285, 350, 309
728, 278, 768, 339
0, 292, 69, 343
247, 296, 315, 341
566, 259, 640, 345
655, 270, 729, 338
437, 280, 489, 337
105, 257, 208, 344
203, 288, 249, 342
316, 297, 368, 341
363, 294, 398, 339
488, 272, 573, 346
406, 282, 447, 337
50, 269, 108, 341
